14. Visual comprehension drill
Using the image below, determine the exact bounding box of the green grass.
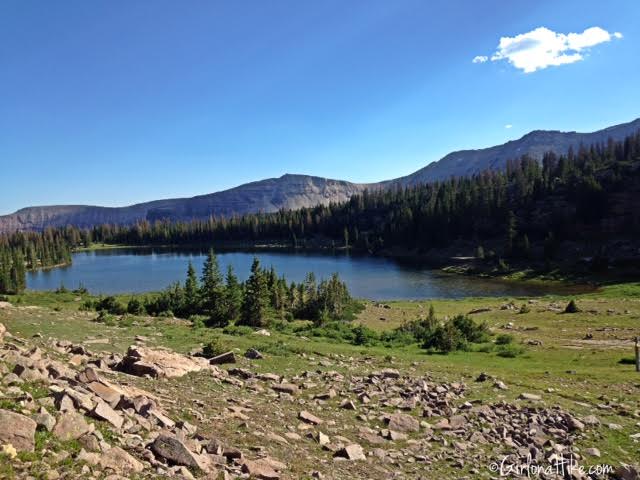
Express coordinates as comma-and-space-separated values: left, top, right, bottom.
1, 284, 640, 473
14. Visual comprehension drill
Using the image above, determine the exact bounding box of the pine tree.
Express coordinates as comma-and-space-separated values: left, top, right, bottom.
10, 250, 26, 293
0, 248, 10, 294
200, 249, 226, 326
183, 261, 199, 316
240, 257, 269, 326
505, 210, 517, 257
224, 265, 242, 323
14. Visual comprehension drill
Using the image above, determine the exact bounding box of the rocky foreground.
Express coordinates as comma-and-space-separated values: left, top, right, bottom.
0, 320, 639, 479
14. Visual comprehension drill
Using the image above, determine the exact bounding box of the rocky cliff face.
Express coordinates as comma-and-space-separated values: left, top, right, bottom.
2, 118, 639, 233
0, 174, 369, 232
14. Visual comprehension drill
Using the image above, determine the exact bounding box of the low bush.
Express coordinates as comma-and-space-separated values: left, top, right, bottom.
564, 299, 580, 313
95, 296, 126, 315
222, 324, 254, 336
495, 334, 514, 345
496, 344, 526, 358
421, 314, 489, 353
126, 297, 144, 315
202, 337, 229, 358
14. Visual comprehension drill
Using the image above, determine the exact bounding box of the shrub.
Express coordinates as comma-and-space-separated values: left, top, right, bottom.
496, 344, 526, 358
126, 298, 144, 315
519, 304, 530, 314
55, 283, 68, 294
190, 316, 207, 330
202, 337, 228, 358
451, 314, 490, 343
222, 324, 254, 336
352, 325, 378, 346
495, 334, 514, 345
94, 310, 117, 326
427, 322, 466, 353
421, 314, 489, 353
73, 283, 88, 295
379, 329, 416, 347
475, 343, 494, 353
95, 296, 126, 315
564, 300, 580, 313
79, 299, 95, 311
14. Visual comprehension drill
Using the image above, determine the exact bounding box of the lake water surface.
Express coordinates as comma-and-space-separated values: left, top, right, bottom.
26, 248, 583, 300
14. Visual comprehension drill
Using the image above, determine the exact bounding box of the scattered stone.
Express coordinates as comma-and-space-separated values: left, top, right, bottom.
242, 458, 282, 479
92, 400, 124, 429
151, 434, 211, 471
100, 446, 145, 473
584, 447, 601, 457
0, 409, 37, 451
386, 412, 419, 433
272, 383, 299, 395
33, 408, 56, 432
53, 412, 91, 441
299, 410, 323, 425
518, 393, 541, 401
119, 345, 209, 378
244, 348, 264, 360
209, 351, 236, 365
335, 443, 365, 461
340, 399, 356, 410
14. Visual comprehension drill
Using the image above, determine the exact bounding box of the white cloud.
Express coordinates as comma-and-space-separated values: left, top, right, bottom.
504, 124, 513, 129
475, 26, 622, 73
472, 55, 488, 64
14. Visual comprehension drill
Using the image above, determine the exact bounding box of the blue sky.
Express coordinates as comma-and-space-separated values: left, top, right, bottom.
1, 0, 639, 214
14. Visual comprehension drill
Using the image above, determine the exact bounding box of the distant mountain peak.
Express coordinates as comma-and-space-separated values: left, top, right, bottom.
1, 117, 639, 233
393, 117, 640, 187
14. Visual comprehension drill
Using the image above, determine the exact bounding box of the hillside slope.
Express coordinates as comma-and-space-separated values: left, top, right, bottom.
0, 174, 368, 232
2, 117, 639, 233
391, 117, 640, 186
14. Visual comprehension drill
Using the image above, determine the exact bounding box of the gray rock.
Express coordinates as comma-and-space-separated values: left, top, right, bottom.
0, 409, 37, 451
53, 412, 91, 441
386, 413, 419, 433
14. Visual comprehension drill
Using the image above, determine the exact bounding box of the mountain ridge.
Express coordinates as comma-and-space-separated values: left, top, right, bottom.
2, 117, 639, 233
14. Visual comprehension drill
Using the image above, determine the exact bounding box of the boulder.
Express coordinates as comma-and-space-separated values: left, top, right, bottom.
242, 459, 281, 479
87, 381, 122, 407
119, 346, 207, 378
518, 393, 541, 401
335, 443, 366, 461
244, 348, 263, 360
33, 408, 56, 432
53, 412, 91, 441
0, 410, 37, 452
209, 351, 236, 365
151, 434, 211, 471
299, 410, 323, 425
92, 400, 124, 429
99, 446, 145, 473
272, 383, 299, 395
386, 413, 419, 433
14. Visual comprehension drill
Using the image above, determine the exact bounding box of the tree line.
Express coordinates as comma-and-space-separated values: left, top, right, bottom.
0, 229, 75, 294
87, 249, 355, 328
88, 131, 640, 259
3, 130, 639, 295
